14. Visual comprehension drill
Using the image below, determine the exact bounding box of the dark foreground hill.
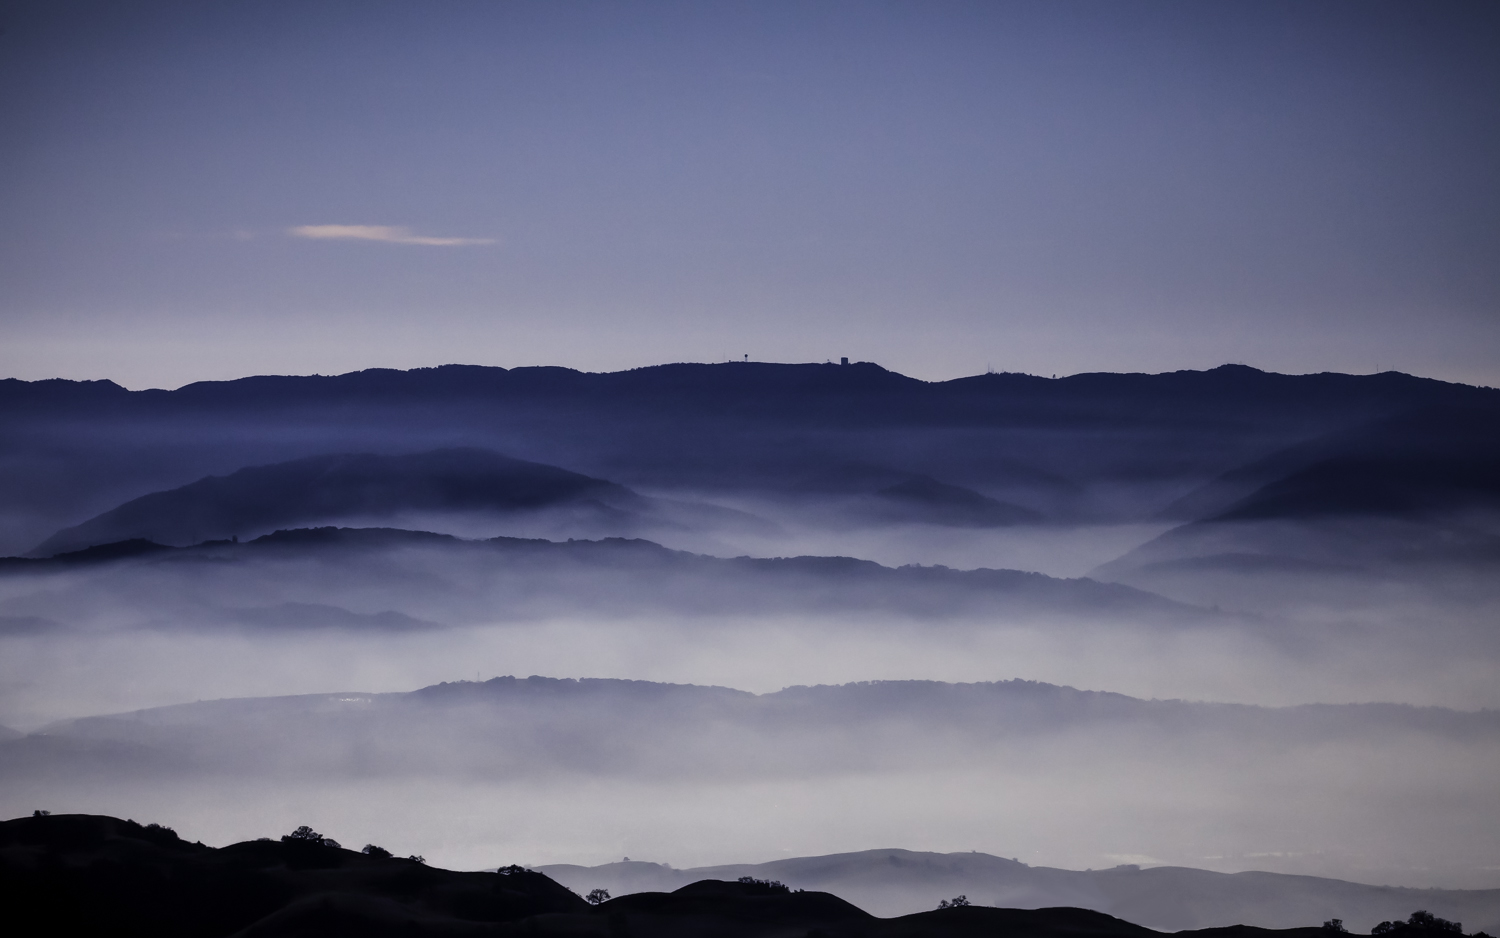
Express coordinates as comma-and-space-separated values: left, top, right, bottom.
0, 812, 1352, 938
0, 813, 583, 937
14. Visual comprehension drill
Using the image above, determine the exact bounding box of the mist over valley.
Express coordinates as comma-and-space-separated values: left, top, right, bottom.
2, 362, 1497, 932
5, 675, 1498, 903
8, 5, 1500, 931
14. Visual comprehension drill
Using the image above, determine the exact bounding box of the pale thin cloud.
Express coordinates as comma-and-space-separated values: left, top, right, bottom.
288, 225, 496, 246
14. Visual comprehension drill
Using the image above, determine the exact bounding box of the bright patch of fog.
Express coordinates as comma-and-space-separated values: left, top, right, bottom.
294, 503, 1176, 581
2, 522, 1500, 726
630, 502, 1180, 579
4, 701, 1497, 892
5, 609, 1500, 731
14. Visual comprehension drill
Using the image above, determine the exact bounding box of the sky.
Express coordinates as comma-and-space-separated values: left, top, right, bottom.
1, 0, 1498, 390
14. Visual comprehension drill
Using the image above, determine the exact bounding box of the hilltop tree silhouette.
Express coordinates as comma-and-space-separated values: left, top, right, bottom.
282, 825, 340, 848
1373, 911, 1463, 935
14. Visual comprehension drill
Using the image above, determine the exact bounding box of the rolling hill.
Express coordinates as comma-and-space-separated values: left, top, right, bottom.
0, 812, 1368, 938
540, 848, 1500, 933
30, 448, 639, 556
1092, 405, 1500, 606
5, 362, 1498, 555
2, 526, 1203, 631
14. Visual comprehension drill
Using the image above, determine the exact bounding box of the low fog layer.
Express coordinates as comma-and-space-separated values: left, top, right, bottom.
2, 676, 1496, 899
2, 527, 1497, 728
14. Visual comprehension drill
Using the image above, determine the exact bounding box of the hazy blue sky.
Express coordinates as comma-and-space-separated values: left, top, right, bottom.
2, 0, 1497, 389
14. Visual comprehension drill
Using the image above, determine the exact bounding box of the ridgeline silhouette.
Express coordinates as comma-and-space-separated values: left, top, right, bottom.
9, 812, 1485, 938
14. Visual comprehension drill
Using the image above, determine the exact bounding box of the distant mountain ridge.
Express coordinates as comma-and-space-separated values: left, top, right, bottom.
3, 526, 1202, 628
5, 362, 1498, 554
5, 362, 1494, 421
30, 448, 635, 556
12, 673, 1496, 782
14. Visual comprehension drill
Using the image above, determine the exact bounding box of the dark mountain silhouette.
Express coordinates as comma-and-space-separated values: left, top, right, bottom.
11, 538, 176, 566
1209, 407, 1500, 523
0, 812, 1395, 938
872, 475, 1043, 526
4, 362, 1497, 554
5, 363, 1491, 429
0, 812, 585, 938
1152, 437, 1359, 523
31, 448, 636, 556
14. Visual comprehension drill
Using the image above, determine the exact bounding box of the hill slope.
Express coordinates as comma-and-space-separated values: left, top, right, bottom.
540, 848, 1500, 933
5, 362, 1497, 554
0, 812, 1408, 938
3, 526, 1200, 630
31, 448, 638, 556
4, 677, 1497, 900
1092, 405, 1500, 607
16, 673, 1497, 782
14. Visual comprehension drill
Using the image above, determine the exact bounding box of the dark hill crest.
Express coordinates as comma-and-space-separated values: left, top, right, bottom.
0, 812, 1419, 938
31, 448, 633, 556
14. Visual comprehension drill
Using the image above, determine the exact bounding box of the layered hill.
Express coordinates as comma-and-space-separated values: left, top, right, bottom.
871, 475, 1043, 527
540, 848, 1500, 933
4, 676, 1497, 902
31, 448, 639, 556
1196, 406, 1500, 523
1093, 405, 1500, 607
4, 362, 1497, 555
1, 527, 1200, 632
13, 674, 1497, 781
0, 812, 1368, 938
